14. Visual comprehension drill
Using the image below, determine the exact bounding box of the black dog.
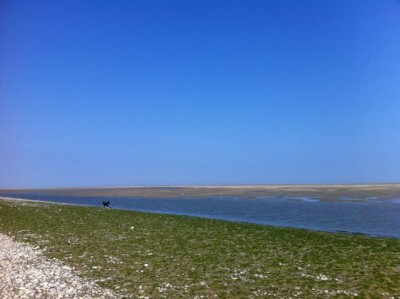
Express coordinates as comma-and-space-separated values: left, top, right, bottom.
103, 200, 111, 208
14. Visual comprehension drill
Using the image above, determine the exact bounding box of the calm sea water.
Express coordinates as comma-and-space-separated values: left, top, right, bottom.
2, 193, 400, 238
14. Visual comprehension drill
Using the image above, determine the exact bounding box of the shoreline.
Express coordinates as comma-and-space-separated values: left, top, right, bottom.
1, 196, 399, 240
0, 196, 80, 206
1, 197, 399, 297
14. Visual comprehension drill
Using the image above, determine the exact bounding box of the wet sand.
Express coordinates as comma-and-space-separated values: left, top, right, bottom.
1, 184, 400, 201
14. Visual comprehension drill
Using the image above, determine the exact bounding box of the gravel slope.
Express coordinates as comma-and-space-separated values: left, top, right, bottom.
0, 233, 119, 298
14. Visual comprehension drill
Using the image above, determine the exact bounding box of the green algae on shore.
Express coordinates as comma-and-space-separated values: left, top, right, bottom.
0, 198, 399, 298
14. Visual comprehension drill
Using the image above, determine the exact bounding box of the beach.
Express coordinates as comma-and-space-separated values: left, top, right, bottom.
1, 197, 399, 298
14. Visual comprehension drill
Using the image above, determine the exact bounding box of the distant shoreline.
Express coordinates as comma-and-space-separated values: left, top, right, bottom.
1, 182, 400, 190
1, 184, 400, 201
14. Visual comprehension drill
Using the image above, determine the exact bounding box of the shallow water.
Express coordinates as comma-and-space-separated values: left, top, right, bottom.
1, 193, 400, 238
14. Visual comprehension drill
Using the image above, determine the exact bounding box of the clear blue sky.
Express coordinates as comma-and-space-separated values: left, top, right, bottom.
1, 0, 400, 188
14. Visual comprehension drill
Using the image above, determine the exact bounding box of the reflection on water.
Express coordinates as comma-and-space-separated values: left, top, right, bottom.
1, 193, 399, 238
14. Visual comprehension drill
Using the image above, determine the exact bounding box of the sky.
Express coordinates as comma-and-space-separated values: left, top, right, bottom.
1, 0, 400, 188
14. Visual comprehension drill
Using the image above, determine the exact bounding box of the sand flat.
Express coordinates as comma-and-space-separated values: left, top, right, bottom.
1, 184, 400, 201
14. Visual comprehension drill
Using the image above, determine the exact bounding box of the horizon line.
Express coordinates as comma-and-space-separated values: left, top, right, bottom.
1, 182, 400, 190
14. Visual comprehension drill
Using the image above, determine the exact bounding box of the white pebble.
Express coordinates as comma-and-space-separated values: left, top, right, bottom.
0, 233, 119, 298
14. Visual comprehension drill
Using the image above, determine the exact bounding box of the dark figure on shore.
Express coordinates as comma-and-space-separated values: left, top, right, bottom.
103, 200, 111, 208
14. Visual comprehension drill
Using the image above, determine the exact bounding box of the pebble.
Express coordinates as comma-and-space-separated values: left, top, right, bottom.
0, 233, 120, 298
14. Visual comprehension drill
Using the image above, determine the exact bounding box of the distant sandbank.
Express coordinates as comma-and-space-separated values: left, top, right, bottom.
1, 183, 399, 201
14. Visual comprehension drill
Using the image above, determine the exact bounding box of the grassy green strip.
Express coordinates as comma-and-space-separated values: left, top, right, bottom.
0, 199, 399, 298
